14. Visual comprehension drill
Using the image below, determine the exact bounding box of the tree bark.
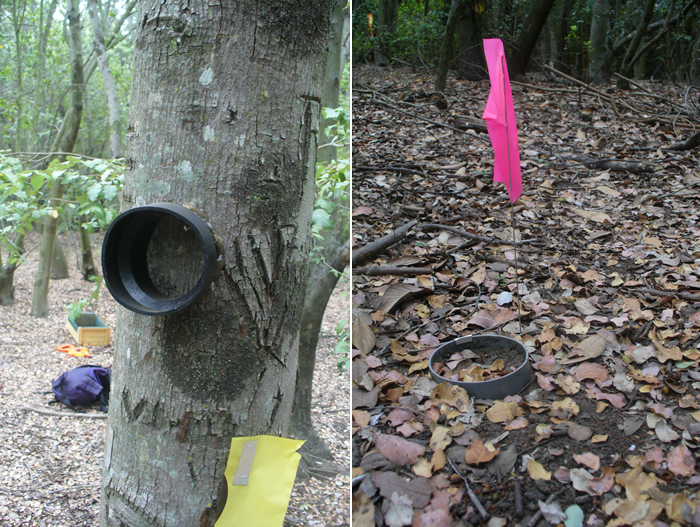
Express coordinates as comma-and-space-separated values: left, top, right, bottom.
99, 1, 333, 525
79, 225, 98, 279
0, 233, 25, 306
375, 0, 399, 66
318, 0, 350, 165
30, 0, 60, 151
456, 1, 486, 81
87, 0, 122, 158
616, 0, 657, 89
506, 0, 556, 78
434, 0, 461, 93
290, 240, 349, 458
50, 236, 69, 279
588, 0, 611, 83
30, 0, 84, 318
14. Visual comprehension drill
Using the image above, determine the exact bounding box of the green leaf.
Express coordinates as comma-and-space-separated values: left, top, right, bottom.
312, 208, 334, 231
87, 183, 102, 201
30, 173, 45, 191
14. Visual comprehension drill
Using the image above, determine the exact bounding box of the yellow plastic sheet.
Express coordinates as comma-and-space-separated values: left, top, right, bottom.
215, 435, 304, 527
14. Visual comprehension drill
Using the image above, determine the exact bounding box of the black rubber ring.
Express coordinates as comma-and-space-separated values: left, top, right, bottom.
101, 203, 219, 316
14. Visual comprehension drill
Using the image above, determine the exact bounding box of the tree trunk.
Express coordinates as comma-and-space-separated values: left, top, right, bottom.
30, 0, 84, 318
318, 0, 350, 165
11, 0, 27, 152
506, 0, 556, 78
50, 236, 69, 279
456, 1, 486, 81
99, 1, 333, 525
434, 0, 461, 93
30, 0, 60, 151
79, 225, 98, 279
290, 241, 350, 458
0, 233, 25, 306
375, 0, 398, 66
88, 0, 123, 158
617, 0, 657, 89
589, 0, 611, 83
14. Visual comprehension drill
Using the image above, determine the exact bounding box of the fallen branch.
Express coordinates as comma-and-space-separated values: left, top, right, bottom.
366, 94, 491, 144
665, 130, 700, 151
570, 155, 653, 174
448, 459, 490, 522
352, 266, 437, 276
21, 403, 107, 419
543, 65, 624, 118
352, 220, 418, 267
634, 287, 700, 302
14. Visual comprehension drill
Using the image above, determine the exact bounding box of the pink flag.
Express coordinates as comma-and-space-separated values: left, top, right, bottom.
482, 38, 522, 203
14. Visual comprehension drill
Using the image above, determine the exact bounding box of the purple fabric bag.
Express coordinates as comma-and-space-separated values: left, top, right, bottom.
51, 365, 111, 411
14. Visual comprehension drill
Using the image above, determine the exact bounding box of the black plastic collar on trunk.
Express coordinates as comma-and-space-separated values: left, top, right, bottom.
101, 202, 219, 316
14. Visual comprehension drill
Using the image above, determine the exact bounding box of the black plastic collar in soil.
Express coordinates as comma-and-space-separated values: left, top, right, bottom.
101, 203, 219, 316
428, 334, 532, 400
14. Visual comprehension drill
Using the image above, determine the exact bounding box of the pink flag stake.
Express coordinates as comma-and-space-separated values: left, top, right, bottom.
482, 38, 522, 203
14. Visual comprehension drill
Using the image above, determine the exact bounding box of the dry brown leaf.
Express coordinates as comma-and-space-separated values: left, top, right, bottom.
504, 417, 528, 430
667, 445, 696, 477
371, 471, 433, 509
430, 383, 471, 412
527, 459, 551, 481
412, 509, 452, 527
535, 372, 554, 391
588, 466, 616, 495
573, 362, 610, 384
352, 491, 375, 527
429, 426, 452, 452
463, 438, 500, 465
374, 433, 426, 466
353, 410, 371, 427
380, 283, 429, 313
573, 452, 600, 471
571, 207, 613, 223
352, 315, 376, 355
486, 401, 521, 423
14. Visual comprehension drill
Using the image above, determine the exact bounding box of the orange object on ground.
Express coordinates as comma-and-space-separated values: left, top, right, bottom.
56, 344, 91, 358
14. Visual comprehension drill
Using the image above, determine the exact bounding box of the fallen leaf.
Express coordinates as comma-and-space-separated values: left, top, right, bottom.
429, 426, 452, 452
570, 467, 595, 494
588, 466, 615, 495
504, 417, 528, 430
383, 491, 413, 527
464, 438, 500, 465
352, 316, 376, 355
527, 459, 551, 481
538, 500, 567, 524
352, 491, 375, 527
353, 410, 371, 427
431, 383, 471, 412
380, 283, 429, 313
486, 401, 521, 423
412, 509, 452, 527
374, 433, 426, 466
654, 421, 680, 442
352, 385, 380, 409
571, 207, 612, 224
566, 422, 593, 441
668, 445, 696, 476
573, 452, 600, 471
371, 471, 433, 509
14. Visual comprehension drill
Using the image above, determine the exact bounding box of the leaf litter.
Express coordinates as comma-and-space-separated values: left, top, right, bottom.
352, 66, 700, 526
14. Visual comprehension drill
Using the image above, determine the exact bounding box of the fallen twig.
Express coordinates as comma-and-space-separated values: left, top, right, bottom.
448, 458, 490, 522
352, 220, 419, 267
21, 403, 107, 419
525, 488, 566, 527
